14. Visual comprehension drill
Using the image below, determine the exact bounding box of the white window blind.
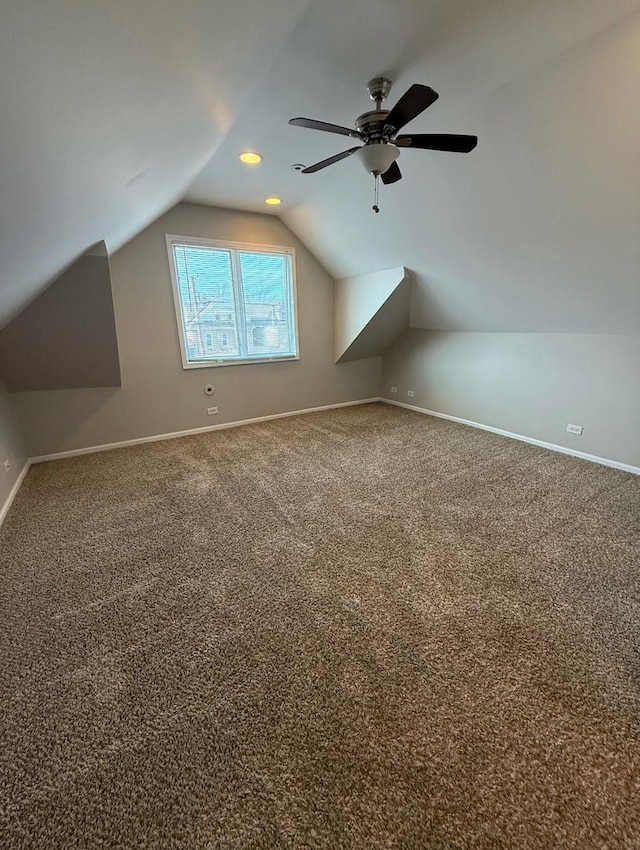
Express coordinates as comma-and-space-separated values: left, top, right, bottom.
166, 236, 299, 368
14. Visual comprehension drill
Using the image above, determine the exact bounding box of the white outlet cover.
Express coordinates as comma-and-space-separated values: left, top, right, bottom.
566, 423, 584, 435
390, 386, 397, 393
207, 407, 218, 415
407, 390, 415, 397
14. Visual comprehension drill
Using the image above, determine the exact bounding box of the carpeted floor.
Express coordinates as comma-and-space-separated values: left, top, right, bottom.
1, 402, 639, 849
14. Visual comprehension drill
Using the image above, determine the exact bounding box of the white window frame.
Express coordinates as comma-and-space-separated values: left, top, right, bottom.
166, 234, 300, 370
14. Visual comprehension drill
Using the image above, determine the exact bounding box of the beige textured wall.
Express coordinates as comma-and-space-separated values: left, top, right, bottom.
13, 203, 380, 457
381, 330, 640, 468
0, 382, 27, 512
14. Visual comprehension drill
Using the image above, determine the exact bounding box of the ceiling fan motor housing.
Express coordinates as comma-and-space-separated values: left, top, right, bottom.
355, 110, 391, 141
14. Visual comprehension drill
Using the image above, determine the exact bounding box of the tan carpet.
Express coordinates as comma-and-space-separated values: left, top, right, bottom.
1, 402, 639, 849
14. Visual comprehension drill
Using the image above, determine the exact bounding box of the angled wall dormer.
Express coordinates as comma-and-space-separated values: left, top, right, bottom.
0, 243, 121, 392
334, 266, 411, 364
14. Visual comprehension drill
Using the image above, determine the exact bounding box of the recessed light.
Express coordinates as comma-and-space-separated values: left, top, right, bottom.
239, 151, 262, 164
265, 196, 282, 205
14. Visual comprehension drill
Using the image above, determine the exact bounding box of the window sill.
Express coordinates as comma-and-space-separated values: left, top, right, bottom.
181, 354, 300, 370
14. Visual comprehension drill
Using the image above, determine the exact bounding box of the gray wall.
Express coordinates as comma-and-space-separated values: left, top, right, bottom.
381, 330, 640, 468
338, 278, 411, 364
0, 382, 27, 512
334, 267, 408, 363
0, 254, 121, 391
13, 203, 381, 457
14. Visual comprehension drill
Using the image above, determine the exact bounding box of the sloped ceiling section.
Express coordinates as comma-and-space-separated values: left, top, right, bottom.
0, 0, 311, 327
284, 9, 640, 333
187, 0, 640, 334
3, 0, 640, 336
335, 267, 410, 363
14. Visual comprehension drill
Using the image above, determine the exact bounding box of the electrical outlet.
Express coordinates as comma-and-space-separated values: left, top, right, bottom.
390, 386, 397, 394
207, 407, 218, 416
566, 423, 583, 435
3, 459, 10, 471
407, 390, 415, 398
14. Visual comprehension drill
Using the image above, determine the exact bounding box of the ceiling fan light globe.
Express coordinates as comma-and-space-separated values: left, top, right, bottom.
356, 143, 399, 176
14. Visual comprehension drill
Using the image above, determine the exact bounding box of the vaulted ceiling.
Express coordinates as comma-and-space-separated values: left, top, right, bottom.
0, 0, 311, 325
2, 0, 639, 332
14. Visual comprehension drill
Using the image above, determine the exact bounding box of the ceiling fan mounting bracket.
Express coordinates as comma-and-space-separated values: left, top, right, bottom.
367, 77, 393, 108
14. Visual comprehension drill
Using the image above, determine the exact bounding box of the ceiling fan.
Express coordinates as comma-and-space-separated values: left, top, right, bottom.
289, 77, 477, 211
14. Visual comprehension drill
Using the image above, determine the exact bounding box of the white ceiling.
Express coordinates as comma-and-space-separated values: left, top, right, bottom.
2, 0, 640, 332
0, 0, 311, 325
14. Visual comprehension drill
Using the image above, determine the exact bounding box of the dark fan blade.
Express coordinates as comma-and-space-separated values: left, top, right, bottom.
381, 161, 402, 185
289, 117, 359, 138
395, 133, 478, 153
301, 146, 361, 174
384, 84, 439, 132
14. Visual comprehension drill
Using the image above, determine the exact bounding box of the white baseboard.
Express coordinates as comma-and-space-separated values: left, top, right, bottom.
380, 398, 640, 476
5, 395, 636, 526
29, 398, 381, 464
0, 460, 32, 528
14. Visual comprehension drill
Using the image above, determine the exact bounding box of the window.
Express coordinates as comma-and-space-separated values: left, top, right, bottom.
166, 235, 299, 368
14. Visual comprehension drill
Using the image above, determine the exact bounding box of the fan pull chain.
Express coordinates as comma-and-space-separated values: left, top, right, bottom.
373, 174, 380, 213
